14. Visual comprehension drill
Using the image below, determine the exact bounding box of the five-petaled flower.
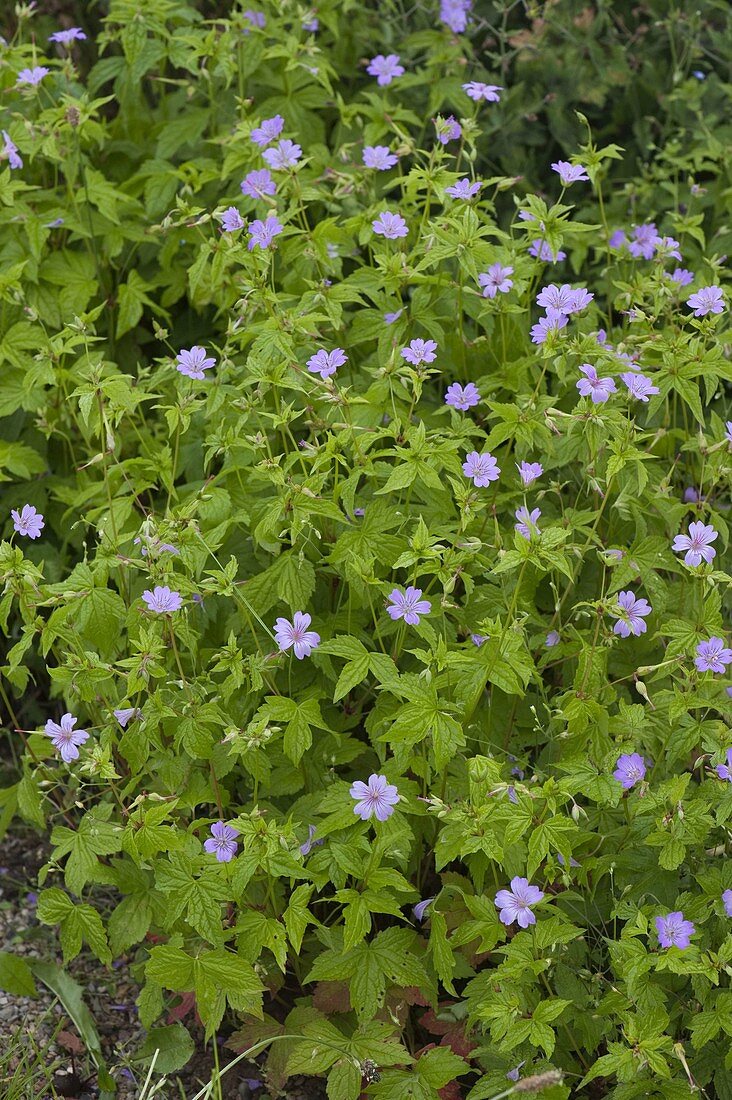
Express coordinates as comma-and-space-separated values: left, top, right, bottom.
274, 612, 320, 659
220, 206, 245, 232
350, 774, 399, 820
142, 586, 183, 613
263, 140, 302, 170
363, 145, 398, 170
45, 713, 89, 763
531, 309, 569, 345
628, 223, 658, 260
672, 521, 718, 567
401, 339, 438, 366
445, 178, 482, 200
529, 239, 566, 262
536, 284, 593, 314
386, 586, 431, 625
2, 130, 22, 170
240, 169, 276, 198
517, 461, 543, 486
114, 707, 142, 728
445, 382, 480, 410
307, 347, 347, 379
620, 371, 660, 402
478, 264, 513, 298
366, 54, 404, 85
372, 211, 408, 239
495, 877, 545, 928
17, 66, 50, 86
611, 591, 651, 637
724, 890, 732, 918
655, 912, 695, 950
463, 450, 500, 486
576, 363, 616, 403
686, 285, 725, 317
613, 752, 646, 789
204, 821, 239, 862
248, 215, 283, 250
250, 115, 285, 147
49, 27, 87, 43
435, 116, 462, 144
11, 504, 44, 539
695, 638, 732, 673
462, 81, 501, 101
551, 160, 589, 185
515, 506, 541, 540
716, 749, 732, 782
176, 346, 216, 379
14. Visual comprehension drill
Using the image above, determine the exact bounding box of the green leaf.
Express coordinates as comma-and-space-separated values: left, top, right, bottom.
0, 951, 37, 997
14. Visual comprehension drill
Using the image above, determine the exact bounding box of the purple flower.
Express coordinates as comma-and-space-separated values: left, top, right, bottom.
273, 612, 320, 659
303, 16, 319, 32
401, 339, 437, 366
463, 450, 500, 486
248, 214, 283, 250
386, 586, 431, 625
672, 521, 718, 566
531, 309, 569, 345
435, 116, 462, 145
529, 239, 566, 262
363, 145, 398, 170
609, 229, 627, 249
445, 382, 480, 410
620, 371, 660, 402
250, 115, 284, 147
471, 634, 487, 646
176, 345, 216, 379
717, 749, 732, 781
612, 752, 647, 787
494, 877, 545, 928
515, 506, 541, 540
669, 268, 694, 286
45, 714, 89, 763
478, 263, 513, 299
384, 308, 404, 324
17, 66, 50, 87
142, 586, 183, 613
350, 774, 399, 821
372, 211, 408, 239
11, 504, 44, 539
307, 347, 347, 379
2, 131, 22, 170
366, 54, 404, 86
695, 638, 732, 673
517, 461, 543, 486
652, 235, 682, 261
506, 1063, 526, 1083
686, 285, 725, 317
240, 169, 276, 199
441, 0, 472, 32
726, 421, 732, 444
262, 140, 302, 170
299, 825, 323, 856
683, 487, 702, 504
536, 284, 593, 314
576, 363, 616, 403
723, 890, 732, 917
462, 81, 501, 102
204, 821, 239, 862
242, 9, 266, 30
413, 897, 435, 921
545, 630, 560, 648
49, 27, 86, 44
219, 206, 245, 232
114, 707, 142, 728
628, 223, 658, 260
551, 161, 589, 185
445, 178, 482, 200
611, 591, 651, 637
655, 912, 694, 950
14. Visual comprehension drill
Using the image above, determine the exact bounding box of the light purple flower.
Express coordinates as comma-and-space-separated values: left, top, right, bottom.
299, 825, 323, 856
17, 66, 50, 87
372, 211, 408, 239
262, 140, 302, 170
717, 749, 732, 781
445, 178, 482, 200
363, 145, 398, 170
45, 713, 89, 763
655, 912, 694, 950
240, 169, 276, 199
366, 54, 404, 86
242, 9, 266, 30
495, 877, 545, 928
463, 450, 500, 486
2, 131, 22, 170
613, 752, 646, 789
652, 235, 682, 261
536, 284, 593, 314
609, 229, 627, 249
401, 339, 437, 366
517, 461, 543, 486
11, 504, 44, 539
529, 238, 567, 262
303, 16, 319, 32
620, 371, 660, 402
612, 591, 651, 637
669, 268, 694, 286
273, 612, 320, 659
220, 206, 245, 232
471, 634, 487, 646
413, 897, 435, 921
248, 214, 283, 250
350, 774, 399, 821
462, 81, 501, 102
695, 638, 732, 673
515, 506, 541, 540
506, 1063, 526, 1083
531, 309, 569, 345
435, 116, 462, 145
545, 630, 560, 648
724, 890, 732, 917
441, 0, 472, 32
726, 421, 732, 444
672, 521, 718, 567
576, 363, 616, 403
384, 308, 404, 324
686, 285, 725, 317
478, 263, 513, 299
204, 821, 239, 862
307, 347, 347, 379
176, 346, 216, 379
49, 27, 86, 44
386, 586, 431, 625
551, 161, 589, 185
445, 382, 480, 410
628, 223, 658, 260
142, 586, 183, 613
114, 707, 142, 728
250, 115, 284, 147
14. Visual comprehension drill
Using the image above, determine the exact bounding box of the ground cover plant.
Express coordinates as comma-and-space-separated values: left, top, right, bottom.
0, 0, 731, 1096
